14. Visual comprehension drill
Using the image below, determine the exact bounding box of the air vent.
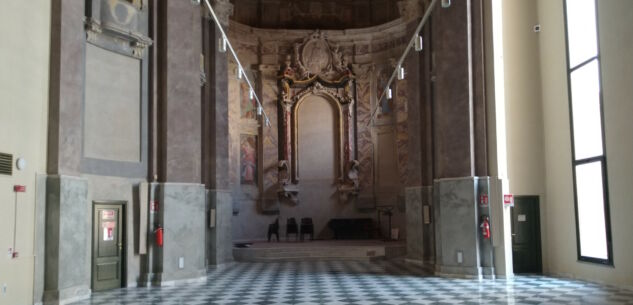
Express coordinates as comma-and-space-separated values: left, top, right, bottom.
0, 153, 13, 176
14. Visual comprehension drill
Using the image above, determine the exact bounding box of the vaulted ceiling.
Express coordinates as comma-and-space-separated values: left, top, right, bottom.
230, 0, 402, 29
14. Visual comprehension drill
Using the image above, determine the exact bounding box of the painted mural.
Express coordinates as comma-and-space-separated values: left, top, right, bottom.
240, 134, 257, 184
240, 81, 257, 119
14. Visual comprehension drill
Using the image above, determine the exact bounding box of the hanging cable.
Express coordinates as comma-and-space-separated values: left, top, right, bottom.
203, 0, 271, 127
367, 0, 446, 127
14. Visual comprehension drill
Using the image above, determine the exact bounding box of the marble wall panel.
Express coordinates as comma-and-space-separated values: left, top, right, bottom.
260, 69, 280, 197
435, 178, 481, 277
44, 175, 90, 304
207, 190, 233, 265
395, 79, 409, 186
160, 183, 206, 280
228, 62, 241, 192
355, 71, 374, 194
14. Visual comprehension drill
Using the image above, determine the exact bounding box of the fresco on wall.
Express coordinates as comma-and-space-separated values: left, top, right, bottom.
376, 69, 393, 119
240, 81, 257, 119
240, 134, 257, 184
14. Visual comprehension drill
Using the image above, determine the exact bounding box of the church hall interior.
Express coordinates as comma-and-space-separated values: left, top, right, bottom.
1, 0, 633, 304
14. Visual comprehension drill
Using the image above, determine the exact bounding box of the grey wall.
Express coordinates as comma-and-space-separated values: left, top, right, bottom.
158, 0, 203, 184
84, 44, 142, 163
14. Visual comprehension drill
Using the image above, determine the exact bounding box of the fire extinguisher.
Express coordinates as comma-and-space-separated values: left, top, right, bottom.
154, 226, 164, 247
480, 216, 491, 240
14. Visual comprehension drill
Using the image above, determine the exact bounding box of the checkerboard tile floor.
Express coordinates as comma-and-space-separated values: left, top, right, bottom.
70, 260, 633, 305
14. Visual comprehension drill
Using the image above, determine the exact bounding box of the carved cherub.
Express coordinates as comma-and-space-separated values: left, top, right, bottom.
346, 159, 360, 190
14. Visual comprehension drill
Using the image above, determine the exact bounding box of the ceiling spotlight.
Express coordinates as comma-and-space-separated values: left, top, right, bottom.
249, 88, 254, 100
441, 0, 451, 8
414, 35, 423, 51
219, 37, 227, 53
265, 118, 271, 127
257, 106, 262, 116
191, 0, 201, 5
387, 87, 393, 99
397, 66, 405, 80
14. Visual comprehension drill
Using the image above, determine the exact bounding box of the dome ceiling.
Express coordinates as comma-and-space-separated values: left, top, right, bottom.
230, 0, 402, 30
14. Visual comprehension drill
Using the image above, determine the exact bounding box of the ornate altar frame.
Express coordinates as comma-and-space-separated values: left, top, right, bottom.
277, 31, 359, 202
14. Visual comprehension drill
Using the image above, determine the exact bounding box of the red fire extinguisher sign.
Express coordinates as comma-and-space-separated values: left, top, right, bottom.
479, 194, 488, 206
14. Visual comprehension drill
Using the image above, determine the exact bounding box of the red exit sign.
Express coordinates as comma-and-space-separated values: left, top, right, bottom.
14, 185, 26, 193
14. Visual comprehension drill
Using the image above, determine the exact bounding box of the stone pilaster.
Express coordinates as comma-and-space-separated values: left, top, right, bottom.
202, 0, 233, 266
207, 190, 233, 265
158, 0, 203, 183
47, 0, 85, 176
43, 176, 90, 305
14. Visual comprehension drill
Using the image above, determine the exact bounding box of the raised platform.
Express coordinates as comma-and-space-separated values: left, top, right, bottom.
233, 240, 406, 262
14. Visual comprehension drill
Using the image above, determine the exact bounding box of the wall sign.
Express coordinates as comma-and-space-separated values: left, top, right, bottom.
479, 194, 488, 206
504, 194, 514, 207
102, 210, 115, 219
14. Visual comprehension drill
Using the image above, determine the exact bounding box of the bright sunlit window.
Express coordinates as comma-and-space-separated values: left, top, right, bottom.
564, 0, 612, 265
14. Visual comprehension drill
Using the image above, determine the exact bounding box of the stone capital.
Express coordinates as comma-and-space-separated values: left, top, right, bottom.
208, 0, 233, 27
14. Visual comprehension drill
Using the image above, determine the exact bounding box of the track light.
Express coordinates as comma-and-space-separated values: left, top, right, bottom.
441, 0, 451, 8
249, 88, 254, 100
219, 37, 227, 53
387, 87, 393, 99
414, 35, 423, 51
265, 118, 271, 127
236, 67, 242, 80
257, 106, 262, 116
397, 66, 405, 80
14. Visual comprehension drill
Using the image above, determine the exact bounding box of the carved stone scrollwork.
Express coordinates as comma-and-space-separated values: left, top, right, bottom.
211, 0, 234, 26
286, 30, 352, 81
277, 160, 299, 204
131, 40, 149, 58
338, 159, 360, 200
85, 18, 102, 43
277, 31, 359, 203
84, 0, 153, 58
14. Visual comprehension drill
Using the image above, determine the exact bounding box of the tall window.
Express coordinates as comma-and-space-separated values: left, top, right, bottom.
564, 0, 612, 265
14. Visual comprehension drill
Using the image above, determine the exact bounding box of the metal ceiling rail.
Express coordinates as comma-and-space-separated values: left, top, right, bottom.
203, 0, 271, 127
367, 0, 445, 127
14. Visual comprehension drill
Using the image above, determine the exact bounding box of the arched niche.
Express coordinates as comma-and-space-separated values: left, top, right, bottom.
294, 93, 342, 182
276, 31, 359, 203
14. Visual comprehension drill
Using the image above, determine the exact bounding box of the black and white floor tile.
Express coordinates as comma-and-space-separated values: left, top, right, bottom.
70, 260, 633, 305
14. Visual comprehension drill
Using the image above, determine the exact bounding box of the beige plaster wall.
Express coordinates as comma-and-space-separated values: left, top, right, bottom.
535, 0, 633, 287
501, 0, 546, 197
501, 0, 633, 287
0, 1, 50, 304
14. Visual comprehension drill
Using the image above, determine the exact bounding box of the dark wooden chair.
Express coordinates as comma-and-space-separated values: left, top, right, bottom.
286, 217, 298, 241
300, 217, 314, 241
267, 218, 279, 242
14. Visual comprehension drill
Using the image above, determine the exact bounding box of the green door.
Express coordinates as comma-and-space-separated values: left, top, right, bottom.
92, 203, 124, 291
511, 196, 542, 274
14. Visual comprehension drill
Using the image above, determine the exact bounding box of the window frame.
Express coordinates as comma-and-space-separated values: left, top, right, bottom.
563, 0, 613, 266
